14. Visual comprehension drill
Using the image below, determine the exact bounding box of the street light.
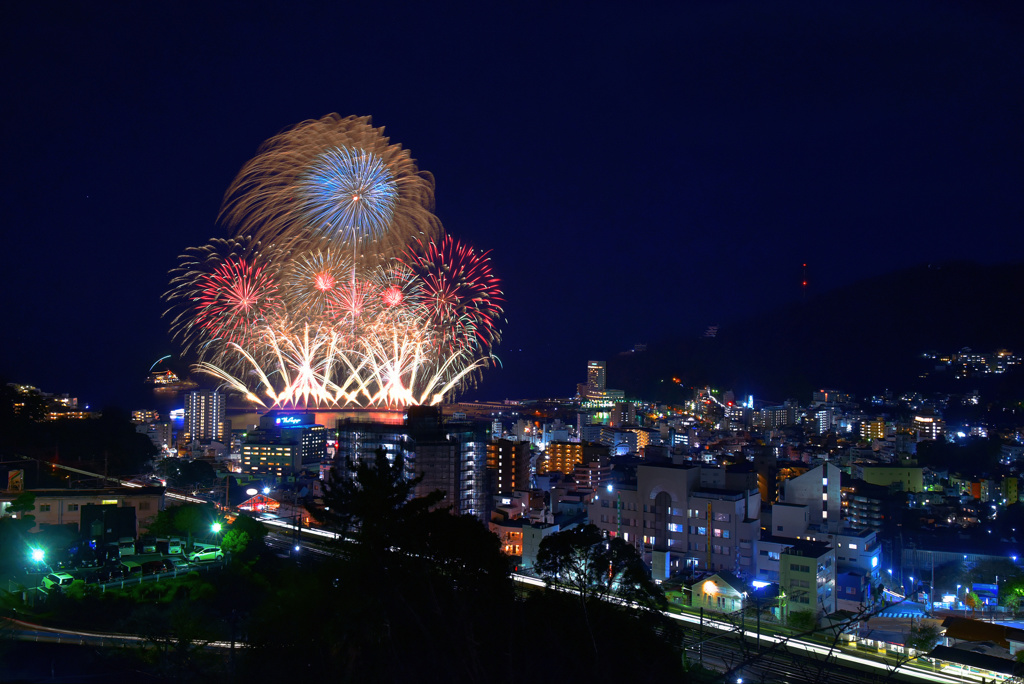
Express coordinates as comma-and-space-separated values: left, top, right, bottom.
211, 522, 222, 534
30, 548, 44, 563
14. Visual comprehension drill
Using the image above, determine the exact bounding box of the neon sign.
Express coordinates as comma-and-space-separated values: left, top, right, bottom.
276, 416, 303, 425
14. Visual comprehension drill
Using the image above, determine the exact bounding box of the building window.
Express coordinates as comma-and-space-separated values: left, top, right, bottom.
39, 504, 51, 512
139, 502, 151, 511
713, 512, 731, 522
67, 504, 78, 512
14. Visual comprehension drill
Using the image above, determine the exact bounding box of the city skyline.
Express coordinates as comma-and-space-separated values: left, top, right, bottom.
2, 2, 1022, 407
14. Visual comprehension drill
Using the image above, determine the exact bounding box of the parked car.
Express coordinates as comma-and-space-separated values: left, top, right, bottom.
141, 560, 166, 576
187, 547, 224, 563
96, 565, 124, 583
41, 572, 75, 592
119, 561, 143, 578
170, 557, 192, 570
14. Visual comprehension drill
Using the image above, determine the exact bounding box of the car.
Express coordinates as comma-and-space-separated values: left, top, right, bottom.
96, 565, 124, 583
187, 547, 224, 563
41, 572, 75, 592
141, 560, 166, 575
170, 557, 191, 570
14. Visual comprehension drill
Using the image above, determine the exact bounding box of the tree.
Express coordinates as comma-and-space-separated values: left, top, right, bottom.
536, 524, 666, 657
308, 447, 442, 569
536, 524, 664, 609
221, 529, 251, 556
882, 619, 942, 679
7, 491, 36, 514
786, 609, 818, 632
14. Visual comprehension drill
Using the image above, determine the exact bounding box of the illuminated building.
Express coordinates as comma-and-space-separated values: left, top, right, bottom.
183, 390, 226, 443
587, 463, 761, 581
588, 360, 606, 391
758, 404, 796, 429
0, 486, 164, 534
489, 517, 524, 556
859, 418, 887, 442
913, 414, 944, 441
578, 360, 625, 406
540, 441, 606, 476
46, 410, 93, 421
780, 541, 836, 615
241, 411, 328, 476
858, 465, 924, 493
486, 439, 531, 494
812, 389, 851, 405
333, 408, 488, 519
136, 422, 173, 452
610, 402, 636, 427
131, 410, 159, 423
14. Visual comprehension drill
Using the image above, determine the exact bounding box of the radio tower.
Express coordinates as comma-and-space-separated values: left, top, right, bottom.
801, 263, 808, 302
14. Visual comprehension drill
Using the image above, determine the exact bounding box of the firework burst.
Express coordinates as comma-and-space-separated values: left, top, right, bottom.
403, 235, 504, 356
220, 114, 441, 265
164, 237, 283, 355
169, 115, 502, 409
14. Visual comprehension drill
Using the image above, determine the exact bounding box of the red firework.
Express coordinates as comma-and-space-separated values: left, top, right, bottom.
381, 285, 403, 307
195, 258, 280, 344
402, 235, 503, 355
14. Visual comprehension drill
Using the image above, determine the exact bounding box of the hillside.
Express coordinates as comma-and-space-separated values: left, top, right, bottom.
610, 262, 1024, 404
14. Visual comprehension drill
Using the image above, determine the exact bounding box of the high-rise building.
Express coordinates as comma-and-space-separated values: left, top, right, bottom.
334, 408, 489, 520
587, 360, 607, 392
183, 390, 226, 443
486, 439, 531, 495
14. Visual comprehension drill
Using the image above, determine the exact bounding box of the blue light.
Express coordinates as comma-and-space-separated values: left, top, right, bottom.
298, 147, 397, 245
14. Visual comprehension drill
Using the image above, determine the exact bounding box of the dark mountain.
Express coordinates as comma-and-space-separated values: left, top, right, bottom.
610, 261, 1024, 404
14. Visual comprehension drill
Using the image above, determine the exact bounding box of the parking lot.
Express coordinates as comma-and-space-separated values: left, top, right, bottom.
10, 551, 225, 597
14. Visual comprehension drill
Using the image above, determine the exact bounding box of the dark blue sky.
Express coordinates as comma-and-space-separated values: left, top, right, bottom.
1, 1, 1022, 407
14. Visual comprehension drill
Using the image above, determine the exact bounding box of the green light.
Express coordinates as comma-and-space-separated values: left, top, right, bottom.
211, 522, 222, 533
30, 548, 44, 563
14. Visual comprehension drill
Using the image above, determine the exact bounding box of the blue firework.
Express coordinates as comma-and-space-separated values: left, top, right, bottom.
298, 147, 398, 245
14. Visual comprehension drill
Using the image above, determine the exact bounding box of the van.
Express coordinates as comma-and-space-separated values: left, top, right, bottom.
119, 561, 143, 578
156, 537, 183, 555
138, 536, 157, 554
117, 538, 136, 557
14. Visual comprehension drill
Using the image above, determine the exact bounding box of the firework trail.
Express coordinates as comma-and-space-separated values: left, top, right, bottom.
220, 114, 442, 265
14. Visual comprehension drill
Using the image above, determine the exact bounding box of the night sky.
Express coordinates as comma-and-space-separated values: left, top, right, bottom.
2, 1, 1022, 408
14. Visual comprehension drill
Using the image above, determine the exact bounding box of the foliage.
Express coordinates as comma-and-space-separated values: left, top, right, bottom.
308, 447, 443, 568
221, 529, 250, 555
535, 523, 666, 610
7, 492, 36, 513
786, 609, 818, 632
229, 513, 268, 544
173, 504, 217, 538
906, 620, 942, 653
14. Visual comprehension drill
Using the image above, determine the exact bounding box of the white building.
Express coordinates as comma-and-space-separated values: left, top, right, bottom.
589, 463, 761, 581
